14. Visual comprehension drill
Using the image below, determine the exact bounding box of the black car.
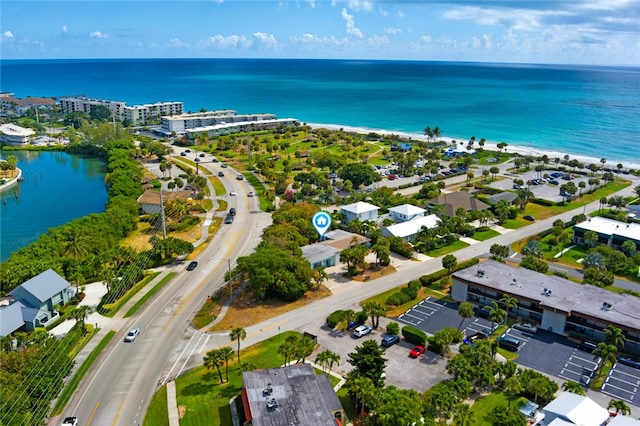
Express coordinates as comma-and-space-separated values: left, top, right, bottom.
618, 356, 640, 369
224, 215, 234, 224
523, 215, 535, 221
218, 171, 224, 177
381, 335, 400, 348
186, 261, 198, 271
229, 207, 236, 216
578, 340, 598, 353
180, 152, 187, 156
199, 153, 205, 157
185, 149, 191, 153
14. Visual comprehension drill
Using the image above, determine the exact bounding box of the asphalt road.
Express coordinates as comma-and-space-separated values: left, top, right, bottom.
61, 151, 272, 425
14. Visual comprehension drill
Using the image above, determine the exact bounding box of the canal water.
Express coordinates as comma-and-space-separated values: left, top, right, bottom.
0, 150, 107, 262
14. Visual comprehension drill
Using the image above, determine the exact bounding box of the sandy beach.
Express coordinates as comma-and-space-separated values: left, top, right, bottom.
307, 122, 640, 170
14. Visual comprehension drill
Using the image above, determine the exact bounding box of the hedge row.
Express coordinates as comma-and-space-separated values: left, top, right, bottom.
419, 258, 480, 287
385, 280, 421, 306
402, 325, 427, 346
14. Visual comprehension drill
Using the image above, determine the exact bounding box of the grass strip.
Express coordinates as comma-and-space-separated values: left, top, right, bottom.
124, 272, 176, 318
52, 330, 117, 415
101, 271, 161, 317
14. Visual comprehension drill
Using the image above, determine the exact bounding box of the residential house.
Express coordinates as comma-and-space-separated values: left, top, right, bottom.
381, 214, 441, 243
320, 229, 370, 251
241, 364, 345, 426
486, 191, 518, 206
427, 191, 489, 217
540, 392, 609, 426
573, 216, 640, 251
388, 204, 426, 223
5, 269, 73, 333
340, 201, 379, 224
301, 244, 340, 269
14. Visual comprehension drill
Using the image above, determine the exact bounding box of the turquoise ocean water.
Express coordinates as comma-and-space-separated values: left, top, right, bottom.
2, 59, 639, 164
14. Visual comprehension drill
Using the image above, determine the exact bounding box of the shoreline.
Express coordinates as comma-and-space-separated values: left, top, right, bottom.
307, 122, 640, 170
0, 167, 22, 193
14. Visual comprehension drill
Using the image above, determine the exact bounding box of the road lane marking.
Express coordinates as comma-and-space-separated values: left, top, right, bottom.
86, 402, 99, 426
111, 401, 124, 426
162, 331, 200, 385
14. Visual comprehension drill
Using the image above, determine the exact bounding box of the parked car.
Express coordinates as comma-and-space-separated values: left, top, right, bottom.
218, 171, 224, 177
186, 261, 198, 271
352, 325, 372, 338
549, 179, 559, 185
617, 356, 640, 369
478, 308, 490, 319
409, 345, 425, 358
62, 417, 78, 426
381, 335, 400, 348
513, 322, 538, 333
124, 328, 140, 342
388, 174, 396, 180
578, 340, 597, 353
523, 215, 535, 221
550, 172, 563, 178
224, 215, 234, 224
497, 335, 521, 351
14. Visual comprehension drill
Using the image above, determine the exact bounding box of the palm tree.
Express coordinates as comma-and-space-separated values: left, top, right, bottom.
204, 349, 225, 383
457, 302, 474, 331
69, 305, 93, 334
311, 267, 328, 289
593, 343, 618, 376
230, 327, 247, 364
603, 325, 626, 349
500, 294, 518, 325
608, 399, 631, 415
484, 301, 506, 335
347, 376, 376, 413
219, 346, 235, 382
561, 380, 586, 396
453, 403, 474, 426
362, 301, 387, 329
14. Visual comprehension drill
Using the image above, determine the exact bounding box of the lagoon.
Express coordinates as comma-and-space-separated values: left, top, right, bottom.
0, 151, 108, 262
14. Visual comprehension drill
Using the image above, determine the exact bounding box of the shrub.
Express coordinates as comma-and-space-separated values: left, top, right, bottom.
402, 325, 427, 346
355, 310, 368, 325
386, 322, 400, 335
531, 198, 554, 207
419, 258, 480, 286
326, 310, 345, 328
552, 271, 569, 279
386, 291, 412, 306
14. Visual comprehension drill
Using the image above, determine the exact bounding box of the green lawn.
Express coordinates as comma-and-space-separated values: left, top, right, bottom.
470, 390, 511, 425
143, 384, 169, 426
425, 240, 470, 257
124, 272, 176, 318
145, 331, 301, 426
472, 229, 500, 241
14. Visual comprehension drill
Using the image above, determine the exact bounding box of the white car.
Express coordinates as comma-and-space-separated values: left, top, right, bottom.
124, 328, 140, 342
352, 325, 372, 338
248, 191, 254, 197
229, 191, 236, 196
62, 417, 78, 426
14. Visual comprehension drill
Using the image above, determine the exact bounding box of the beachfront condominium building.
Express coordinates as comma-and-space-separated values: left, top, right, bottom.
0, 123, 36, 145
573, 216, 640, 251
159, 109, 298, 137
59, 96, 127, 120
123, 102, 183, 126
451, 260, 640, 351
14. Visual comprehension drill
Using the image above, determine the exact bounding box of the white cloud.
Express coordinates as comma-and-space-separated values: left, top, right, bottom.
398, 11, 404, 18
3, 31, 14, 39
168, 38, 190, 48
253, 32, 278, 49
347, 0, 373, 12
443, 6, 570, 31
61, 25, 68, 34
420, 35, 432, 46
90, 31, 108, 39
367, 35, 390, 48
470, 33, 493, 49
385, 27, 402, 35
341, 8, 363, 38
291, 33, 347, 48
201, 34, 252, 50
307, 0, 316, 8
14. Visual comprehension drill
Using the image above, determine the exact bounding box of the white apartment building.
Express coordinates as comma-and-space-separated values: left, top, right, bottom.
161, 110, 277, 134
124, 102, 183, 126
59, 96, 126, 119
0, 123, 36, 145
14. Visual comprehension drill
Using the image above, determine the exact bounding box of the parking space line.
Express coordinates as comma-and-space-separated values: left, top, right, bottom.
398, 313, 422, 325
610, 369, 640, 384
607, 374, 640, 389
412, 306, 438, 315
601, 384, 635, 403
421, 299, 443, 308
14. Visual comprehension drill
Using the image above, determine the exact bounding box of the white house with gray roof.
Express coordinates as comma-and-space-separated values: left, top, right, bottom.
381, 214, 441, 243
301, 244, 340, 269
573, 216, 640, 250
388, 204, 427, 223
4, 269, 73, 334
339, 201, 378, 224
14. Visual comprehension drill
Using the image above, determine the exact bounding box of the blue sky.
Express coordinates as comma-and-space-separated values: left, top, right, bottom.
2, 0, 639, 65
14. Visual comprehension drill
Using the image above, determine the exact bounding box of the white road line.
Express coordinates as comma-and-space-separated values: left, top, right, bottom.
176, 332, 207, 378
162, 331, 200, 385
611, 369, 640, 383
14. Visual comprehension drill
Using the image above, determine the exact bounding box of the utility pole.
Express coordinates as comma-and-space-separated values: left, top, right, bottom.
227, 259, 232, 298
159, 189, 167, 239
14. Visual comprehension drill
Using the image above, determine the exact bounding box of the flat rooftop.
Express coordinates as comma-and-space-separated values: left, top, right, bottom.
575, 216, 640, 241
454, 260, 640, 332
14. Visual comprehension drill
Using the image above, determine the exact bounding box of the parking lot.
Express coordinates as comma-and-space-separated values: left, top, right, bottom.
487, 169, 591, 204
601, 363, 640, 405
308, 316, 451, 393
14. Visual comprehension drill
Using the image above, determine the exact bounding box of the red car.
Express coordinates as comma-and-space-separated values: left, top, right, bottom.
409, 345, 425, 358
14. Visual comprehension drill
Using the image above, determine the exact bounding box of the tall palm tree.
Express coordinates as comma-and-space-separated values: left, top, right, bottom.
484, 301, 506, 335
593, 343, 618, 376
219, 346, 235, 382
315, 350, 331, 373
347, 376, 376, 413
457, 302, 474, 331
204, 349, 225, 384
608, 399, 631, 415
561, 380, 586, 396
453, 403, 474, 426
230, 327, 247, 364
500, 294, 518, 325
603, 325, 626, 349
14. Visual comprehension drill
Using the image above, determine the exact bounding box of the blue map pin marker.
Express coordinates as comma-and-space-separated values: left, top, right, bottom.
312, 211, 332, 238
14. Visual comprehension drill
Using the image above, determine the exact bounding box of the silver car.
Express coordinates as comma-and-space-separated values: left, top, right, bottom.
352, 325, 372, 338
124, 328, 140, 342
513, 322, 538, 333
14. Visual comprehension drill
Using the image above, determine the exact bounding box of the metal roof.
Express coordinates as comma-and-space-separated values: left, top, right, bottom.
10, 269, 70, 304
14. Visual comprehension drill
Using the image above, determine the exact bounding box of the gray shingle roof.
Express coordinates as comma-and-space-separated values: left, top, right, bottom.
0, 302, 26, 337
10, 269, 70, 303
